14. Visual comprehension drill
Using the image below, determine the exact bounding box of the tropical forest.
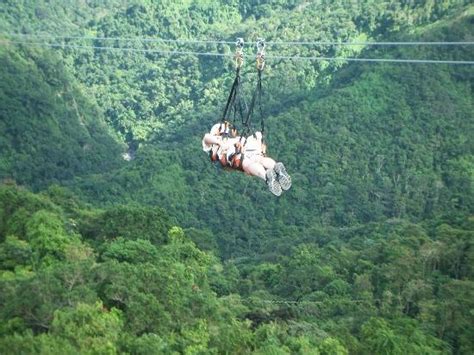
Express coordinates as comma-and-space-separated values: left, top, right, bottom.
0, 1, 473, 354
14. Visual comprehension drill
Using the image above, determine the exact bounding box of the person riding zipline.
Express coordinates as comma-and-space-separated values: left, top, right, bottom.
202, 122, 291, 196
202, 38, 291, 196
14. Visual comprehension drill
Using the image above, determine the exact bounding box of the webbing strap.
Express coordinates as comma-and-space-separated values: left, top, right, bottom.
242, 70, 263, 137
257, 71, 264, 135
222, 68, 241, 122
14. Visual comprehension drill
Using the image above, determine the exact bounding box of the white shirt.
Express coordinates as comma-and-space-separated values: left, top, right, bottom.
243, 132, 263, 158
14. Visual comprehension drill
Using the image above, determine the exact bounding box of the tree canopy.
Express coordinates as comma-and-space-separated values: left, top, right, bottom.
0, 1, 473, 353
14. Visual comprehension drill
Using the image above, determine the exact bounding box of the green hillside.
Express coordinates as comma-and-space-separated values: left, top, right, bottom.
69, 11, 473, 259
0, 1, 473, 354
0, 44, 123, 189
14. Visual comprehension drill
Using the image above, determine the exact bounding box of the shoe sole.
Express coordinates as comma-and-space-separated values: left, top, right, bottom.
269, 182, 282, 196
274, 163, 291, 190
266, 169, 282, 196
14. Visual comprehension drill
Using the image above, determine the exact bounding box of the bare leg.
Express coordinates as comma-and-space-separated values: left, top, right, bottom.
242, 156, 282, 196
242, 160, 266, 180
260, 157, 276, 170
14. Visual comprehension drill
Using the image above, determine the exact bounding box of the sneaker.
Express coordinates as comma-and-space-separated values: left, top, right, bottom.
274, 162, 291, 190
266, 169, 282, 196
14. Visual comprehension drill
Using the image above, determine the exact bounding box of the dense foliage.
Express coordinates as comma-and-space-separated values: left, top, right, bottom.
1, 185, 472, 353
0, 45, 122, 189
0, 1, 473, 354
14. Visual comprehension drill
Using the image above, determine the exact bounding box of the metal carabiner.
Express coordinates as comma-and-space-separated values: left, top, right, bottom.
256, 38, 265, 71
235, 38, 244, 69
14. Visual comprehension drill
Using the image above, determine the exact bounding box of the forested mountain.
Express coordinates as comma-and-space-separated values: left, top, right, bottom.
0, 1, 473, 354
0, 44, 123, 189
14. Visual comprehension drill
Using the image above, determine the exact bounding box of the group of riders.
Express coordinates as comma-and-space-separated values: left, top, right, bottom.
202, 121, 291, 196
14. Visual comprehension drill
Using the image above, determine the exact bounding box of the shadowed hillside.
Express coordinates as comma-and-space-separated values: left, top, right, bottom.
0, 44, 123, 189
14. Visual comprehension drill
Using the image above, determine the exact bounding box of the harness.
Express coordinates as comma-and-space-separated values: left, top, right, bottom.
228, 137, 246, 171
209, 135, 246, 171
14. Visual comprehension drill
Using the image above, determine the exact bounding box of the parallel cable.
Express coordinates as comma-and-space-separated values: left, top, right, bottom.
1, 40, 231, 57
266, 54, 474, 65
2, 40, 474, 65
5, 33, 474, 47
267, 40, 474, 46
4, 32, 234, 44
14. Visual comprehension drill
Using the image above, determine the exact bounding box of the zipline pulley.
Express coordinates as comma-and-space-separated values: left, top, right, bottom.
256, 38, 266, 71
235, 37, 244, 69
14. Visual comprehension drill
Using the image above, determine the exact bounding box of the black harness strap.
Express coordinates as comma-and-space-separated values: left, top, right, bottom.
222, 68, 241, 123
241, 38, 266, 138
242, 69, 263, 137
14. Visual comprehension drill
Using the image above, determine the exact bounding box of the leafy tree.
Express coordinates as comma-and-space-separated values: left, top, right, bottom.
51, 302, 123, 354
0, 235, 32, 270
318, 337, 348, 355
25, 210, 74, 266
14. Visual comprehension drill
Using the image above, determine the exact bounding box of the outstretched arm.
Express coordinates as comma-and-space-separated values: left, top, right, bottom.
203, 133, 222, 146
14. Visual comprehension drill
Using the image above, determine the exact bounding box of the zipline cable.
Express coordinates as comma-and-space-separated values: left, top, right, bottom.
4, 32, 234, 45
2, 39, 474, 65
1, 40, 230, 57
266, 54, 474, 65
5, 32, 474, 46
267, 40, 474, 46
